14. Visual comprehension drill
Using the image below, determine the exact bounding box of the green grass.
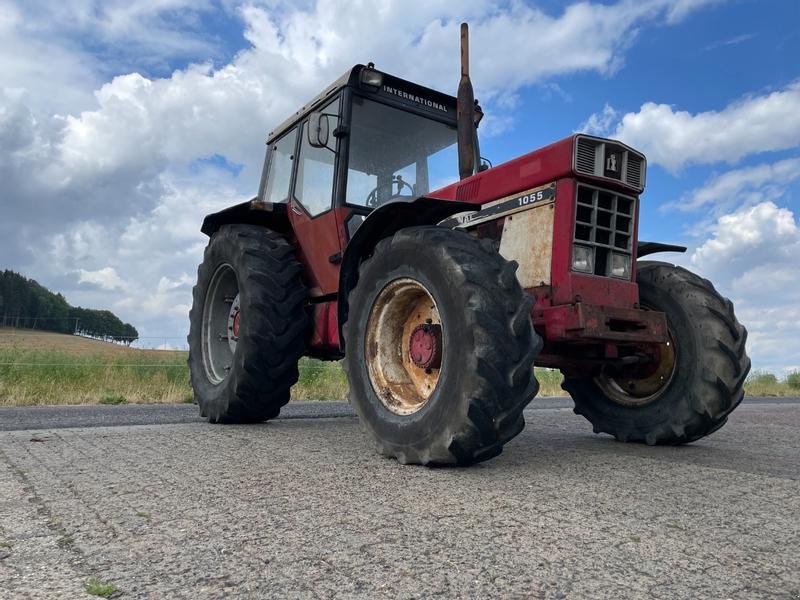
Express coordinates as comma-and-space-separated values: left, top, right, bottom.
84, 577, 117, 598
2, 330, 796, 405
744, 370, 800, 397
99, 394, 127, 405
0, 348, 190, 406
787, 371, 800, 390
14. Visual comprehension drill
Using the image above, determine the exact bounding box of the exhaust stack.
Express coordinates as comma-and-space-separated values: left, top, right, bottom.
457, 23, 477, 180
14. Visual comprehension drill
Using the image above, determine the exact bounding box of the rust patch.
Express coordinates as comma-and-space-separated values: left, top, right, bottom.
365, 279, 442, 416
498, 201, 555, 288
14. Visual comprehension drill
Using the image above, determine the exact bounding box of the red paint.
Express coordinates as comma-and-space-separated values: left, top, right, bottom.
289, 202, 343, 296
409, 324, 442, 369
302, 132, 663, 358
310, 301, 340, 349
428, 136, 576, 205
232, 310, 241, 338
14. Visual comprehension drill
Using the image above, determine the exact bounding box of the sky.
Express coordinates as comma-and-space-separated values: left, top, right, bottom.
0, 0, 798, 373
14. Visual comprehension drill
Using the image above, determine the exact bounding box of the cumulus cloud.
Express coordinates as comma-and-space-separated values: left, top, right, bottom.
78, 267, 126, 291
582, 81, 800, 172
578, 103, 619, 136
0, 0, 723, 344
689, 201, 800, 373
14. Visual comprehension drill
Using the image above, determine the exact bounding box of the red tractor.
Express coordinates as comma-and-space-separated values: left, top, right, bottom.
188, 25, 750, 465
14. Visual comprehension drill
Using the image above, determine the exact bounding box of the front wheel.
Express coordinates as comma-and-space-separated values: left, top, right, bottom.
563, 261, 750, 445
343, 226, 542, 466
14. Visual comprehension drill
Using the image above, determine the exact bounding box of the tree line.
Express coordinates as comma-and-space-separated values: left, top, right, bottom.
0, 270, 139, 345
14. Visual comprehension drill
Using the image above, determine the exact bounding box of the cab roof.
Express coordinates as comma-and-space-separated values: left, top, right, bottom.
267, 64, 458, 144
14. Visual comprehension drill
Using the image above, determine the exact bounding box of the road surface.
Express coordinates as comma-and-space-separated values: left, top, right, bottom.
0, 398, 798, 598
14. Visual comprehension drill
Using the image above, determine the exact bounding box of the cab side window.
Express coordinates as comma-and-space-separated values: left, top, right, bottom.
261, 128, 298, 204
294, 98, 340, 217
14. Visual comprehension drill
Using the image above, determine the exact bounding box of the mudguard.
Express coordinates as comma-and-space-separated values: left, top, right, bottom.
201, 199, 293, 237
637, 241, 687, 258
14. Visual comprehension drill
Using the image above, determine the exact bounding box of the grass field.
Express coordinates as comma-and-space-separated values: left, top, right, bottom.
1, 328, 797, 406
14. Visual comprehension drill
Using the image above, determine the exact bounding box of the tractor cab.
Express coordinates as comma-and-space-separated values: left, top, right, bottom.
260, 64, 459, 212
248, 64, 462, 296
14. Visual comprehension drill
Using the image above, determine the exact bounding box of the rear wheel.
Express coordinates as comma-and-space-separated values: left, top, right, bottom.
343, 226, 541, 466
188, 225, 308, 423
563, 261, 750, 445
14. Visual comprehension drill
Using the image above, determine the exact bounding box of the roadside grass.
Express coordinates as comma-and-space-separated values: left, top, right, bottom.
1, 328, 797, 405
745, 370, 800, 397
536, 368, 565, 396
0, 348, 190, 406
99, 394, 128, 405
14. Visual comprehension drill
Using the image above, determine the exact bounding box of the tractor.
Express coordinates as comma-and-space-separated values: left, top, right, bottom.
188, 24, 750, 465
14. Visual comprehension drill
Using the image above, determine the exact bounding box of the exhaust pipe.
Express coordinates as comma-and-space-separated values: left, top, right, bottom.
457, 23, 477, 180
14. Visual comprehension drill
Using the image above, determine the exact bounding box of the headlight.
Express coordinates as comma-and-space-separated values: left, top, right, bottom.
610, 253, 631, 279
572, 245, 593, 274
360, 68, 383, 87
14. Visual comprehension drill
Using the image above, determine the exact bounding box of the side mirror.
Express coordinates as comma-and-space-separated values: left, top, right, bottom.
308, 112, 330, 148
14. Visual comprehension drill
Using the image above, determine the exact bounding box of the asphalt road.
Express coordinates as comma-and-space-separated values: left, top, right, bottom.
0, 398, 798, 598
1, 396, 796, 432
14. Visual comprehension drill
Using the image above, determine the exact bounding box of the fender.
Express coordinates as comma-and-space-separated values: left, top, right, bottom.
637, 241, 687, 258
337, 196, 475, 349
200, 199, 293, 237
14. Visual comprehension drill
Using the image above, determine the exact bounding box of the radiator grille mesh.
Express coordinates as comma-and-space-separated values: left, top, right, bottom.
574, 185, 635, 278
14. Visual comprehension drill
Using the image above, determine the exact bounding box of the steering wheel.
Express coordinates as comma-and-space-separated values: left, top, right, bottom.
366, 175, 415, 208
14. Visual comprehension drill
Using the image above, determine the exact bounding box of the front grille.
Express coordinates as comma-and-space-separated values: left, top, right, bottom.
574, 185, 635, 278
574, 135, 646, 192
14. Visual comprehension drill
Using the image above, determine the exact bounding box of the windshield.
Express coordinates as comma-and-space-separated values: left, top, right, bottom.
346, 96, 458, 208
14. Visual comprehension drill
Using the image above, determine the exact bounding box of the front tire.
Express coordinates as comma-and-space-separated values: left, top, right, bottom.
188, 225, 308, 423
343, 226, 542, 466
564, 261, 750, 445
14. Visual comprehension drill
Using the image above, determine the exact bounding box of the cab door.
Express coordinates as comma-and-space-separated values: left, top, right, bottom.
289, 97, 344, 297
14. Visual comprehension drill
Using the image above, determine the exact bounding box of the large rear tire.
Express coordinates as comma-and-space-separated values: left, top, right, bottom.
188, 225, 307, 423
563, 261, 750, 445
343, 226, 542, 466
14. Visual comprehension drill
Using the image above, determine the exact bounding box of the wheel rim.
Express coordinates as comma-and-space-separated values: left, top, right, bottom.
365, 278, 443, 415
595, 330, 678, 407
201, 264, 239, 384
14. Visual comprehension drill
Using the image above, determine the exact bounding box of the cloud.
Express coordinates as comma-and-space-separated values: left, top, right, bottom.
582, 81, 800, 172
691, 201, 799, 277
78, 267, 126, 291
8, 0, 220, 76
578, 103, 619, 136
663, 0, 726, 23
665, 157, 800, 213
688, 201, 800, 373
0, 0, 724, 344
704, 32, 755, 51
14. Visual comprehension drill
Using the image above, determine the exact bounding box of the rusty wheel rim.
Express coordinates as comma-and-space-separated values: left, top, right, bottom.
595, 330, 678, 407
365, 278, 443, 415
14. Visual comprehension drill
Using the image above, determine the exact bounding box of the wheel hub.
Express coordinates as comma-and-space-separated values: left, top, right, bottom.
409, 323, 442, 370
597, 333, 678, 407
226, 294, 240, 354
